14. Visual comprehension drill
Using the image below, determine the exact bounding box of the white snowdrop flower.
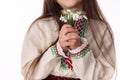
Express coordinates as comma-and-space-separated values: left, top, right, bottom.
64, 19, 67, 23
62, 10, 67, 15
83, 15, 88, 19
60, 16, 63, 21
60, 8, 87, 25
67, 14, 72, 20
73, 13, 79, 21
66, 9, 71, 13
70, 12, 74, 16
77, 11, 82, 15
60, 16, 67, 23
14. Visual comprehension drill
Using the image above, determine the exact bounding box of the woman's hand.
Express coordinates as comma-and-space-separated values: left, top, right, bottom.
59, 24, 81, 52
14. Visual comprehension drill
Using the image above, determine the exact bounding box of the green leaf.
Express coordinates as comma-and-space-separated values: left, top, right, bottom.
67, 19, 75, 27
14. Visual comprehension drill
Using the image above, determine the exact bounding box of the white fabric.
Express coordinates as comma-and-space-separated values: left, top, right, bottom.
56, 41, 68, 58
21, 18, 116, 80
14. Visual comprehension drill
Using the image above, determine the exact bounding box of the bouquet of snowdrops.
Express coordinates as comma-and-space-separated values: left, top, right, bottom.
60, 8, 87, 27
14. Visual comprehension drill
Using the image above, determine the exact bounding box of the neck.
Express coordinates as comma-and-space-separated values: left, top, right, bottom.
68, 2, 83, 11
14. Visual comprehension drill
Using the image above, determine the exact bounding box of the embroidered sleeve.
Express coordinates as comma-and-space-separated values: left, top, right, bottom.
51, 41, 68, 58
51, 38, 91, 70
51, 41, 73, 70
69, 38, 90, 58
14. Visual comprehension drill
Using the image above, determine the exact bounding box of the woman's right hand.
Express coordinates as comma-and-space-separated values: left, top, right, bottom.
59, 24, 79, 53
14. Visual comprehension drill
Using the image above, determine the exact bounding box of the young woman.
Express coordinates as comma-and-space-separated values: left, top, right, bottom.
21, 0, 116, 80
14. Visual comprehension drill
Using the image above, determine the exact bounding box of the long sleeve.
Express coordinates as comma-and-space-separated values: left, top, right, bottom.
32, 46, 60, 79
71, 49, 114, 80
21, 18, 116, 80
21, 18, 60, 79
71, 20, 116, 80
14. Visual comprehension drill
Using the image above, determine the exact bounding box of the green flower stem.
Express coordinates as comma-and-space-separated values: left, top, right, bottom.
67, 19, 75, 27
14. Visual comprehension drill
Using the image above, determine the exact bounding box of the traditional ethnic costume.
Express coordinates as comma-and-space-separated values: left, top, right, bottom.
21, 17, 116, 80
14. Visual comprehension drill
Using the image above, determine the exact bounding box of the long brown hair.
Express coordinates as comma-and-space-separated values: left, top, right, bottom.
25, 0, 115, 79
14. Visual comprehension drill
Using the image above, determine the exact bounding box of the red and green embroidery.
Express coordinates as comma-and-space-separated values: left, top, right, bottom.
61, 58, 69, 70
51, 45, 73, 70
51, 44, 90, 70
70, 45, 90, 58
51, 45, 60, 58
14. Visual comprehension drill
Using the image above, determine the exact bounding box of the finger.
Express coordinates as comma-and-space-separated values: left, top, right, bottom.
66, 39, 77, 48
62, 28, 76, 35
62, 24, 73, 28
60, 24, 77, 35
59, 35, 68, 41
68, 39, 81, 47
66, 32, 80, 40
62, 41, 70, 47
69, 39, 77, 45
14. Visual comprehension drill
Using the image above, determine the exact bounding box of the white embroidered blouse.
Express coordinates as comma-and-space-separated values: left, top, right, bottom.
21, 18, 116, 80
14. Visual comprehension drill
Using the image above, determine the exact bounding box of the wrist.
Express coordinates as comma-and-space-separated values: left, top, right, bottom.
70, 41, 82, 50
59, 41, 68, 53
62, 46, 68, 53
68, 38, 90, 55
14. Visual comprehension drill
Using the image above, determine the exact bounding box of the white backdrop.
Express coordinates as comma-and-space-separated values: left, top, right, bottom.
0, 0, 119, 80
